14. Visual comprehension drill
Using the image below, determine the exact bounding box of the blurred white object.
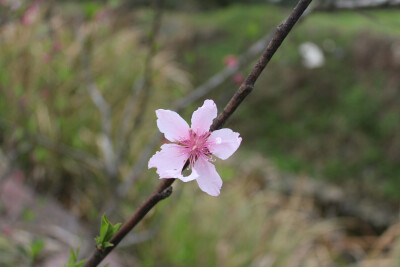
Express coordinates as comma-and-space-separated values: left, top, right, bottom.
299, 42, 325, 69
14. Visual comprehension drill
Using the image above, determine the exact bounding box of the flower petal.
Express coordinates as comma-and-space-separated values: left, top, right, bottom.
208, 128, 242, 160
174, 168, 198, 182
193, 157, 222, 196
148, 144, 188, 179
156, 109, 190, 142
191, 99, 217, 135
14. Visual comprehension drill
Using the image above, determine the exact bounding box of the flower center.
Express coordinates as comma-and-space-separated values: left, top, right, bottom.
179, 129, 211, 168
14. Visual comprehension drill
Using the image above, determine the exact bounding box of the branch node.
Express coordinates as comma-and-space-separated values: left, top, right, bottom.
244, 84, 254, 93
276, 23, 285, 33
159, 186, 173, 199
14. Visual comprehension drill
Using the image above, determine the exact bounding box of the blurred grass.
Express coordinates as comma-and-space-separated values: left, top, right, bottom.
136, 157, 400, 266
139, 172, 340, 266
0, 5, 191, 214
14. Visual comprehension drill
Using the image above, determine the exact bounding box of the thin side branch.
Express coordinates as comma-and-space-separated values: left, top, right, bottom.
84, 0, 312, 265
116, 0, 165, 162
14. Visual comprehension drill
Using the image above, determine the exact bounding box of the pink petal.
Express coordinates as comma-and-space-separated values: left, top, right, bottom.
208, 128, 242, 160
191, 99, 217, 135
193, 157, 222, 196
148, 144, 188, 179
156, 109, 190, 142
175, 168, 198, 182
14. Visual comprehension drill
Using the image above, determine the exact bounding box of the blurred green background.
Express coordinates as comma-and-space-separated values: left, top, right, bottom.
0, 0, 399, 266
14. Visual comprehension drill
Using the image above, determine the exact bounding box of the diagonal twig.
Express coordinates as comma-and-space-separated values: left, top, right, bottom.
117, 4, 314, 198
84, 0, 313, 265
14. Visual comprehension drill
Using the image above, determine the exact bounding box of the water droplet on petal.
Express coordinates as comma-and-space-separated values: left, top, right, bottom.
216, 137, 222, 144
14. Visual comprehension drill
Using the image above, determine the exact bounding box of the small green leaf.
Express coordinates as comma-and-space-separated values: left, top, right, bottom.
83, 2, 102, 20
112, 223, 122, 234
17, 245, 28, 256
33, 147, 49, 162
64, 248, 86, 267
103, 241, 114, 248
30, 239, 44, 260
22, 208, 36, 222
99, 216, 111, 241
94, 237, 101, 246
95, 214, 121, 250
68, 248, 77, 265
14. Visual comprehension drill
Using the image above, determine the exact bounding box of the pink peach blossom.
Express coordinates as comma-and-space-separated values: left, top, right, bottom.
148, 100, 242, 196
224, 55, 239, 68
21, 3, 39, 26
233, 73, 245, 85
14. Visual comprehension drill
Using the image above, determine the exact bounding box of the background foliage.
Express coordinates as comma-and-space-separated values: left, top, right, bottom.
0, 1, 399, 266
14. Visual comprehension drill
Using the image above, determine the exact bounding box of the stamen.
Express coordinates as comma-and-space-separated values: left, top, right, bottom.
175, 129, 213, 169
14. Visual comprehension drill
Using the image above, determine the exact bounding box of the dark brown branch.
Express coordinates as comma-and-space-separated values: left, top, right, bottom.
211, 0, 312, 131
84, 180, 173, 267
84, 0, 312, 265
